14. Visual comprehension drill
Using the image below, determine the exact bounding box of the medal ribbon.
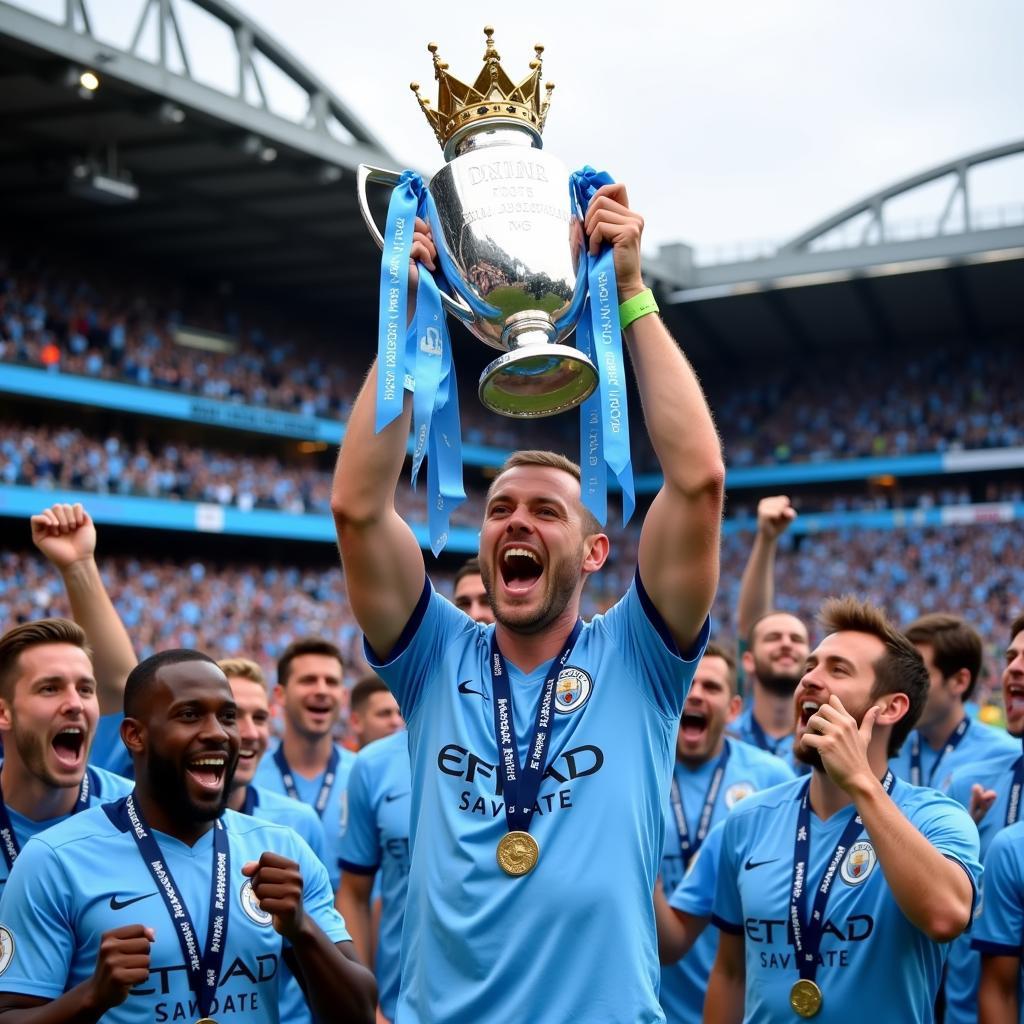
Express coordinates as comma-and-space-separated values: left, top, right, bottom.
568, 166, 636, 529
748, 713, 784, 757
789, 771, 894, 983
1004, 743, 1024, 827
909, 717, 969, 787
239, 785, 259, 817
374, 175, 465, 553
490, 620, 582, 834
273, 745, 339, 818
121, 794, 230, 1020
0, 767, 98, 871
670, 741, 731, 869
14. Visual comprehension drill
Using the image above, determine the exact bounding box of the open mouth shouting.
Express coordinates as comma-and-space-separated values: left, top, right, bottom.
185, 751, 229, 797
679, 709, 709, 744
1004, 682, 1024, 729
499, 545, 544, 597
51, 725, 87, 771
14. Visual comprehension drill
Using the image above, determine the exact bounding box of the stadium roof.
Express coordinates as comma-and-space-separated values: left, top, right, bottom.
0, 0, 397, 319
650, 140, 1024, 366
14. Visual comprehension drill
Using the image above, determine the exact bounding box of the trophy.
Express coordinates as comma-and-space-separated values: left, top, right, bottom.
357, 27, 596, 418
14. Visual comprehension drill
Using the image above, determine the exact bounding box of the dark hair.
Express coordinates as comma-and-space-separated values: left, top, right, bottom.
1011, 613, 1024, 644
747, 609, 809, 649
454, 557, 483, 590
702, 641, 738, 693
818, 596, 928, 757
276, 638, 343, 689
905, 613, 983, 703
0, 619, 92, 700
350, 674, 390, 714
124, 649, 218, 719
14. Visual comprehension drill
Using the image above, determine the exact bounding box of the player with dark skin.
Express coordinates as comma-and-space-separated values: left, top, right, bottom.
0, 657, 376, 1024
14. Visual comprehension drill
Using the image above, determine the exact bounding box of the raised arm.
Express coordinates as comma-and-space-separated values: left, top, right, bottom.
584, 184, 724, 651
31, 504, 136, 717
737, 495, 796, 639
332, 224, 435, 659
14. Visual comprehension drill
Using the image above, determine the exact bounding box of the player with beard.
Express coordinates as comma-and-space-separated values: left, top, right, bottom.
941, 613, 1024, 1024
0, 649, 376, 1024
219, 658, 329, 1024
254, 639, 356, 891
452, 557, 495, 625
0, 619, 132, 887
332, 186, 723, 1023
890, 613, 1017, 792
706, 597, 980, 1023
654, 642, 793, 1024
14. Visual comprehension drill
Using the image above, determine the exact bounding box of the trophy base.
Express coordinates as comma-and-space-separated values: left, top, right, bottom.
478, 345, 598, 418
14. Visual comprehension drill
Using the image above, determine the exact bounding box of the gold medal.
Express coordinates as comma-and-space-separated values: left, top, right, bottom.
790, 979, 822, 1018
496, 831, 539, 876
194, 1019, 219, 1024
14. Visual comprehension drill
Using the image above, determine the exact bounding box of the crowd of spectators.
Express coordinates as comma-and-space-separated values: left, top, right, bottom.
4, 422, 1021, 529
3, 519, 1020, 694
3, 260, 1023, 466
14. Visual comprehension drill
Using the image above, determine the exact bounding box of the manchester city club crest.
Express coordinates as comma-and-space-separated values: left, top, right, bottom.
840, 841, 877, 885
239, 879, 273, 926
554, 666, 593, 714
725, 782, 755, 809
0, 925, 14, 975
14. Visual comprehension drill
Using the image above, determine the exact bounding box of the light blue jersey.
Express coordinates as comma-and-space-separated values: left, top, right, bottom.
0, 763, 132, 887
254, 740, 356, 891
889, 716, 1019, 792
944, 743, 1024, 1024
727, 705, 797, 768
972, 820, 1024, 1021
241, 784, 329, 1024
712, 775, 981, 1023
91, 712, 133, 778
0, 801, 348, 1023
660, 740, 793, 1024
367, 575, 708, 1024
338, 731, 411, 1022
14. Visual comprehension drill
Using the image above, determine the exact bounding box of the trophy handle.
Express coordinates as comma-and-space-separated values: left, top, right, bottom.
356, 164, 475, 324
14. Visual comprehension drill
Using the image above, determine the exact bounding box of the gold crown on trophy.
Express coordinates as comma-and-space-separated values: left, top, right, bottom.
410, 26, 554, 153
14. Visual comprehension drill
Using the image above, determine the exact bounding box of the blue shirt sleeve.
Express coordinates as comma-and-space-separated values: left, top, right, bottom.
711, 811, 745, 934
669, 820, 724, 919
971, 826, 1024, 957
339, 753, 380, 875
904, 789, 983, 917
364, 580, 481, 720
596, 575, 710, 719
289, 802, 328, 865
294, 833, 350, 945
0, 837, 77, 999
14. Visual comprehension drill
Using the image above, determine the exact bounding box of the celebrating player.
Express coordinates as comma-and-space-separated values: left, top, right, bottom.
0, 649, 376, 1023
347, 675, 404, 750
332, 184, 723, 1022
0, 619, 132, 886
706, 597, 980, 1023
254, 638, 356, 890
656, 642, 793, 1024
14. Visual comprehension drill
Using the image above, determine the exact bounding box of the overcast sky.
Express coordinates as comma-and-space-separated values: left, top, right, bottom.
18, 0, 1024, 257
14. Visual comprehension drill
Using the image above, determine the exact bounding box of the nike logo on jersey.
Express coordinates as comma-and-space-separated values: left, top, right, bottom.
457, 680, 488, 699
744, 857, 779, 871
109, 892, 158, 911
384, 791, 409, 803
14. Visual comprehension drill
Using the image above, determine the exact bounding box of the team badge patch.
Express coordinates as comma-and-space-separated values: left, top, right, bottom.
240, 880, 273, 926
725, 782, 755, 809
554, 667, 593, 714
0, 926, 14, 975
840, 841, 877, 885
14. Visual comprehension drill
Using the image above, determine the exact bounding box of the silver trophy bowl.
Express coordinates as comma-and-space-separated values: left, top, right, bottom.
357, 124, 597, 418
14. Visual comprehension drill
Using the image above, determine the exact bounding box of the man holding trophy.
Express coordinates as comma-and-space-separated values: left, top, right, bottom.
334, 27, 724, 1023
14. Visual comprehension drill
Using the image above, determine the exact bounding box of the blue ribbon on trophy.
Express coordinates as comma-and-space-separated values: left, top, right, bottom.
375, 170, 465, 554
569, 166, 636, 527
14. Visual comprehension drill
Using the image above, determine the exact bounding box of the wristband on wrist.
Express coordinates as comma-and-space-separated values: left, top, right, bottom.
618, 288, 659, 330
